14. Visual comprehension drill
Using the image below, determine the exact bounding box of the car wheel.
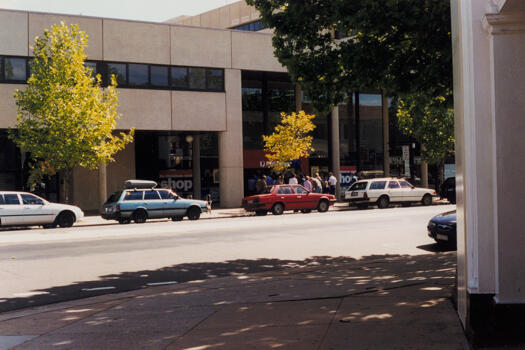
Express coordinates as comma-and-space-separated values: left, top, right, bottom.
132, 209, 148, 224
57, 211, 75, 228
172, 216, 184, 222
422, 194, 432, 206
377, 196, 390, 209
118, 218, 131, 224
187, 207, 201, 221
300, 209, 312, 214
272, 203, 284, 215
317, 200, 329, 213
255, 210, 268, 216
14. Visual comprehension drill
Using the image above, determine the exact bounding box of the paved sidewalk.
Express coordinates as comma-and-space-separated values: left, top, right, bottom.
0, 252, 470, 350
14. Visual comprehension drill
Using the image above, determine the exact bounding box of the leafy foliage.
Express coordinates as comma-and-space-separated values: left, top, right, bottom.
10, 22, 134, 189
247, 0, 454, 163
263, 111, 316, 172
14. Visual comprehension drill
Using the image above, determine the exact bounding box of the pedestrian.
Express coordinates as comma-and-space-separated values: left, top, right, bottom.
328, 172, 337, 195
256, 175, 267, 194
303, 176, 312, 192
314, 173, 323, 193
288, 174, 298, 185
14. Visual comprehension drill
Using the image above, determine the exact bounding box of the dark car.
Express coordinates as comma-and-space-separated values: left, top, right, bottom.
440, 177, 456, 204
242, 184, 336, 216
427, 210, 456, 246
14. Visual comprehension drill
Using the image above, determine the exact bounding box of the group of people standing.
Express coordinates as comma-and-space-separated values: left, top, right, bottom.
252, 171, 339, 195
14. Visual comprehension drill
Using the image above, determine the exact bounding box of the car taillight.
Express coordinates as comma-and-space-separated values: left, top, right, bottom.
363, 192, 368, 199
116, 204, 120, 212
432, 191, 437, 196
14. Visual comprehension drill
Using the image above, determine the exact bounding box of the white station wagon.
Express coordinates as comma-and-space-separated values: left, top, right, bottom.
0, 191, 84, 228
344, 177, 436, 209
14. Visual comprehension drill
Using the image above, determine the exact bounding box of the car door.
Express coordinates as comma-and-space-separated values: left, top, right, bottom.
0, 193, 24, 226
20, 193, 54, 225
292, 185, 316, 209
143, 190, 164, 218
276, 186, 296, 210
398, 180, 417, 201
161, 191, 187, 217
387, 181, 404, 202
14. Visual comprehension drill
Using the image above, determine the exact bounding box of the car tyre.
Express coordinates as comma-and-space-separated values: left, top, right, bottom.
255, 210, 268, 216
422, 194, 432, 206
172, 216, 184, 222
118, 218, 131, 224
187, 207, 201, 221
317, 200, 329, 213
272, 203, 284, 215
377, 196, 390, 209
132, 209, 148, 224
57, 211, 75, 228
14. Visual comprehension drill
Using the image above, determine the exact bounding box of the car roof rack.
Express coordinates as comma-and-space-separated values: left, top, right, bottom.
124, 179, 158, 189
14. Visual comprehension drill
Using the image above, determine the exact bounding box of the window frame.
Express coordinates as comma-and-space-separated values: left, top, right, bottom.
0, 56, 28, 84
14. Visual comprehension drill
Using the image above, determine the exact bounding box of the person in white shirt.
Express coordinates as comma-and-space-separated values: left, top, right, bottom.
328, 172, 337, 195
288, 174, 298, 185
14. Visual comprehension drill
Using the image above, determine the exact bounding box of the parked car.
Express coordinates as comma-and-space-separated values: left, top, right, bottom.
427, 210, 457, 247
343, 177, 436, 209
440, 177, 456, 204
101, 180, 210, 224
0, 191, 84, 228
242, 184, 336, 216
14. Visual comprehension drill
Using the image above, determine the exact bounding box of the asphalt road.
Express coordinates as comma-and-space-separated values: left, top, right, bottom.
0, 205, 455, 312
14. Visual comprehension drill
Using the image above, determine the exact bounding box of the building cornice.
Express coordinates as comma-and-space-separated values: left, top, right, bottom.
483, 12, 525, 35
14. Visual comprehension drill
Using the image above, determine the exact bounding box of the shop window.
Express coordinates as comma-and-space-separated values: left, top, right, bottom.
189, 67, 206, 90
107, 63, 127, 86
151, 65, 169, 87
128, 63, 149, 87
3, 57, 26, 81
171, 66, 188, 89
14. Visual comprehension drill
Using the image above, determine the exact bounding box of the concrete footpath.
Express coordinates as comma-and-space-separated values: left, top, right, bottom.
0, 252, 472, 350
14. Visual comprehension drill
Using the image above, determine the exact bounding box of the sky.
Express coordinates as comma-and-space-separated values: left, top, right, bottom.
0, 0, 240, 22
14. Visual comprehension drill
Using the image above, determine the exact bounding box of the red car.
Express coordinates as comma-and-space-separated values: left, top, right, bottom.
242, 184, 336, 216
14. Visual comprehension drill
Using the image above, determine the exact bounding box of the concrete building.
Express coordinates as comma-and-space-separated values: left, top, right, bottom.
452, 0, 525, 344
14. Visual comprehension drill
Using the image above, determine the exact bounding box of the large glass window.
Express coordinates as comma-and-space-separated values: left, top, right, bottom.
107, 63, 127, 86
359, 93, 384, 172
189, 67, 206, 90
4, 57, 26, 81
171, 67, 188, 89
150, 65, 168, 87
206, 69, 224, 91
128, 63, 149, 87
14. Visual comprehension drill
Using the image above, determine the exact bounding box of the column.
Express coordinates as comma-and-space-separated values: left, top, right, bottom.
219, 69, 244, 208
382, 94, 390, 177
98, 162, 107, 208
331, 107, 341, 199
421, 160, 429, 188
192, 134, 201, 200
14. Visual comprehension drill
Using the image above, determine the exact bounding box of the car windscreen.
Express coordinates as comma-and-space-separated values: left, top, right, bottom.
105, 191, 123, 204
262, 186, 274, 194
349, 182, 367, 191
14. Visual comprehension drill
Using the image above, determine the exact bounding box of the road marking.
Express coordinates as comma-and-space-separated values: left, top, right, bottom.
146, 281, 178, 286
81, 286, 116, 292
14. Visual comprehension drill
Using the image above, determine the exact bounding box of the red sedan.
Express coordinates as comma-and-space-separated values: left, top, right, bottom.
242, 184, 336, 216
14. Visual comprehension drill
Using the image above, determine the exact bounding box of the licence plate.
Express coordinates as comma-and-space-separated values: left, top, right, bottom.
436, 234, 448, 241
247, 200, 253, 204
351, 191, 358, 197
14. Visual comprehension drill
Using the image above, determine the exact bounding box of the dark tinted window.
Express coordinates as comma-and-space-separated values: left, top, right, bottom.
189, 67, 206, 90
85, 61, 98, 78
4, 194, 20, 205
388, 181, 400, 189
150, 65, 168, 87
399, 181, 412, 188
206, 69, 224, 91
107, 63, 127, 86
349, 182, 368, 191
158, 190, 175, 199
144, 190, 161, 200
21, 194, 44, 205
106, 191, 122, 204
123, 191, 143, 201
293, 186, 308, 194
128, 64, 149, 87
370, 181, 386, 190
4, 57, 26, 81
0, 195, 4, 204
171, 67, 188, 88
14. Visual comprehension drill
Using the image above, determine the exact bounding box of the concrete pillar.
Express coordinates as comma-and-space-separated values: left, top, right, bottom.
98, 162, 107, 209
382, 95, 390, 177
192, 134, 201, 200
219, 69, 244, 208
331, 107, 341, 199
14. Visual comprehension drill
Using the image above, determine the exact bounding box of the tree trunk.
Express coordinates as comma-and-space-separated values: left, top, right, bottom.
60, 168, 73, 204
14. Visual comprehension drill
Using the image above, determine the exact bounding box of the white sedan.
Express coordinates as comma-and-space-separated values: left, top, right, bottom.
0, 191, 84, 228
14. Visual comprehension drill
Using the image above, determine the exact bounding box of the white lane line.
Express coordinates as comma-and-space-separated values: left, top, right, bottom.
81, 286, 116, 292
146, 281, 178, 286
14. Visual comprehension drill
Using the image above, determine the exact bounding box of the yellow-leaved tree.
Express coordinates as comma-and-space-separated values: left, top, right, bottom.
10, 22, 134, 202
263, 111, 316, 172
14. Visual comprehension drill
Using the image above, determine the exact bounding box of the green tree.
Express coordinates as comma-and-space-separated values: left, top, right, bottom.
247, 0, 454, 163
10, 22, 134, 202
263, 110, 316, 172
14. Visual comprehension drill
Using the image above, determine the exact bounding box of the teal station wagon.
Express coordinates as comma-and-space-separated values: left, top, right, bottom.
101, 180, 211, 224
